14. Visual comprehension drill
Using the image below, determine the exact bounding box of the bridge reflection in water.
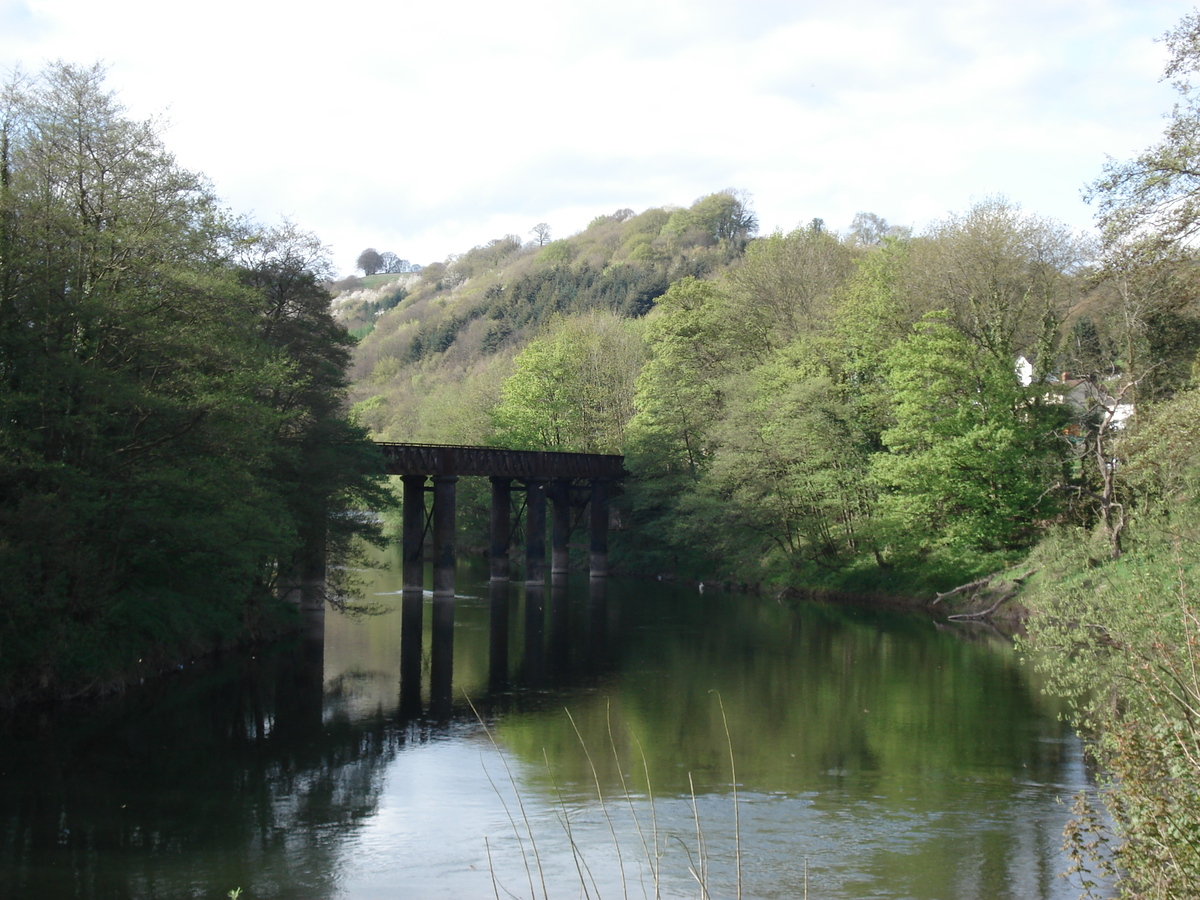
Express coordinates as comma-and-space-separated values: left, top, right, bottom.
372, 442, 624, 720
395, 574, 612, 722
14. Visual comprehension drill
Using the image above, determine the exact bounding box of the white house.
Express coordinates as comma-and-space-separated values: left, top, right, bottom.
1016, 356, 1135, 430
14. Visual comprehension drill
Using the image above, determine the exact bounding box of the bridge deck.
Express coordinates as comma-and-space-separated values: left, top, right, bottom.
376, 442, 626, 480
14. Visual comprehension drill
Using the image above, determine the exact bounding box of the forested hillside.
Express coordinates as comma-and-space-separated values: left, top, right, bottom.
346, 191, 1200, 592
348, 192, 757, 446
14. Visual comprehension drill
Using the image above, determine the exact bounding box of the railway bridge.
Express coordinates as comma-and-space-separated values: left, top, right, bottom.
377, 442, 626, 599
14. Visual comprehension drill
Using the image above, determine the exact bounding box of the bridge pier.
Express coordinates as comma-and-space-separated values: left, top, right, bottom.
525, 479, 547, 586
489, 477, 512, 582
551, 479, 571, 576
401, 474, 427, 593
432, 475, 457, 598
590, 479, 610, 579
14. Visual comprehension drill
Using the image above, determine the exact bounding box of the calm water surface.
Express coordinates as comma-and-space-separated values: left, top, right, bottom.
1, 549, 1100, 899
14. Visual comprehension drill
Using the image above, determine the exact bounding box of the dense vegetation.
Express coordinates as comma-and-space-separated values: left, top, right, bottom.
351, 193, 1150, 590
0, 64, 388, 703
345, 13, 1200, 896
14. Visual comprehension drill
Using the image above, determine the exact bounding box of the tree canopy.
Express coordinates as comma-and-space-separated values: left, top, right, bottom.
0, 63, 387, 700
356, 247, 384, 275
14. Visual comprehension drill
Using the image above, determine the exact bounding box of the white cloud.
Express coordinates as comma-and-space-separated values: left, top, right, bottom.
1, 0, 1193, 273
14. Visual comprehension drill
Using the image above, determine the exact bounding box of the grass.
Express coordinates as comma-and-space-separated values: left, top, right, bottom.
469, 694, 768, 900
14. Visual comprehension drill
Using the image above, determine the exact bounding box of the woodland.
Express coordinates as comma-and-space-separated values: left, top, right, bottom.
0, 64, 389, 704
4, 9, 1200, 896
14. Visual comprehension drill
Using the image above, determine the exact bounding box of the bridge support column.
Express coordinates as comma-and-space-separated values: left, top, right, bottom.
432, 475, 458, 598
525, 479, 547, 586
489, 476, 512, 582
401, 475, 427, 592
590, 479, 610, 579
551, 479, 571, 576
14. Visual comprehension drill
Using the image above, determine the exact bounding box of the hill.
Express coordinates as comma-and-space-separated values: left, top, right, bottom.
343, 191, 756, 444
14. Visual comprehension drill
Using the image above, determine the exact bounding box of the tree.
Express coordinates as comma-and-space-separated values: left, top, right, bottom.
491, 312, 646, 454
0, 63, 284, 689
661, 190, 758, 247
378, 251, 410, 274
701, 355, 876, 575
870, 312, 1065, 555
530, 222, 552, 246
901, 198, 1088, 367
237, 222, 391, 598
1089, 10, 1200, 253
0, 63, 389, 697
723, 223, 858, 351
356, 247, 383, 276
849, 211, 893, 246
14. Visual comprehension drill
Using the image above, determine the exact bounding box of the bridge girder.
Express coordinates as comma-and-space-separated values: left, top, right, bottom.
377, 442, 626, 480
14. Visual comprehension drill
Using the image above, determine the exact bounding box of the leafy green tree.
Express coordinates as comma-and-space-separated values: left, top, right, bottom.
1089, 10, 1200, 253
235, 222, 391, 596
661, 190, 757, 248
902, 198, 1087, 366
724, 223, 859, 351
491, 312, 645, 453
627, 278, 746, 479
701, 352, 876, 576
870, 312, 1064, 555
0, 63, 388, 697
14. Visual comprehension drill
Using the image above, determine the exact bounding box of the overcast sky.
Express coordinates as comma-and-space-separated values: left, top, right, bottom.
1, 0, 1195, 276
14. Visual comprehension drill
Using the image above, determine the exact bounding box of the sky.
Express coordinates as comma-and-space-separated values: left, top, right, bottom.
1, 0, 1195, 277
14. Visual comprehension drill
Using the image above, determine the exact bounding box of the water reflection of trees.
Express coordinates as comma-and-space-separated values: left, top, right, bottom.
0, 572, 1083, 900
497, 586, 1076, 798
1, 632, 390, 900
0, 573, 617, 900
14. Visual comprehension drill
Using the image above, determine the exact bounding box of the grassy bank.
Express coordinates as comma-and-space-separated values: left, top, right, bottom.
1019, 521, 1200, 898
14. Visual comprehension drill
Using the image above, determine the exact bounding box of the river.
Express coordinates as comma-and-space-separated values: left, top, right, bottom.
0, 548, 1100, 899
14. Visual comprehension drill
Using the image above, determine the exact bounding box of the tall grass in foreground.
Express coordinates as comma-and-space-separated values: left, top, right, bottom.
470, 695, 786, 900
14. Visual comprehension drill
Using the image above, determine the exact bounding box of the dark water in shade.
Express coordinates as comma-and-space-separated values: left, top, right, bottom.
0, 548, 1103, 899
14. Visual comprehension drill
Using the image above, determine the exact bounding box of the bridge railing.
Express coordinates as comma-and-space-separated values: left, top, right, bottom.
375, 442, 626, 480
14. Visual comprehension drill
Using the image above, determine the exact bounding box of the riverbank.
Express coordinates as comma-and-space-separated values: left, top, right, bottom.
612, 554, 1034, 631
0, 597, 305, 713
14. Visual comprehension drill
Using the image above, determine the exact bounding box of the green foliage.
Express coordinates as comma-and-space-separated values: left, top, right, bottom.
1122, 386, 1200, 508
903, 197, 1087, 364
1089, 7, 1200, 255
701, 361, 875, 576
661, 190, 757, 248
620, 206, 1082, 586
1021, 381, 1200, 898
0, 64, 388, 699
724, 222, 859, 350
1035, 15, 1200, 880
1025, 523, 1200, 900
348, 195, 758, 454
871, 313, 1064, 554
491, 312, 646, 453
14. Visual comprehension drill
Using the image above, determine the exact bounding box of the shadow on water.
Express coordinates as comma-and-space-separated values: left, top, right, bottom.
0, 553, 1102, 899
